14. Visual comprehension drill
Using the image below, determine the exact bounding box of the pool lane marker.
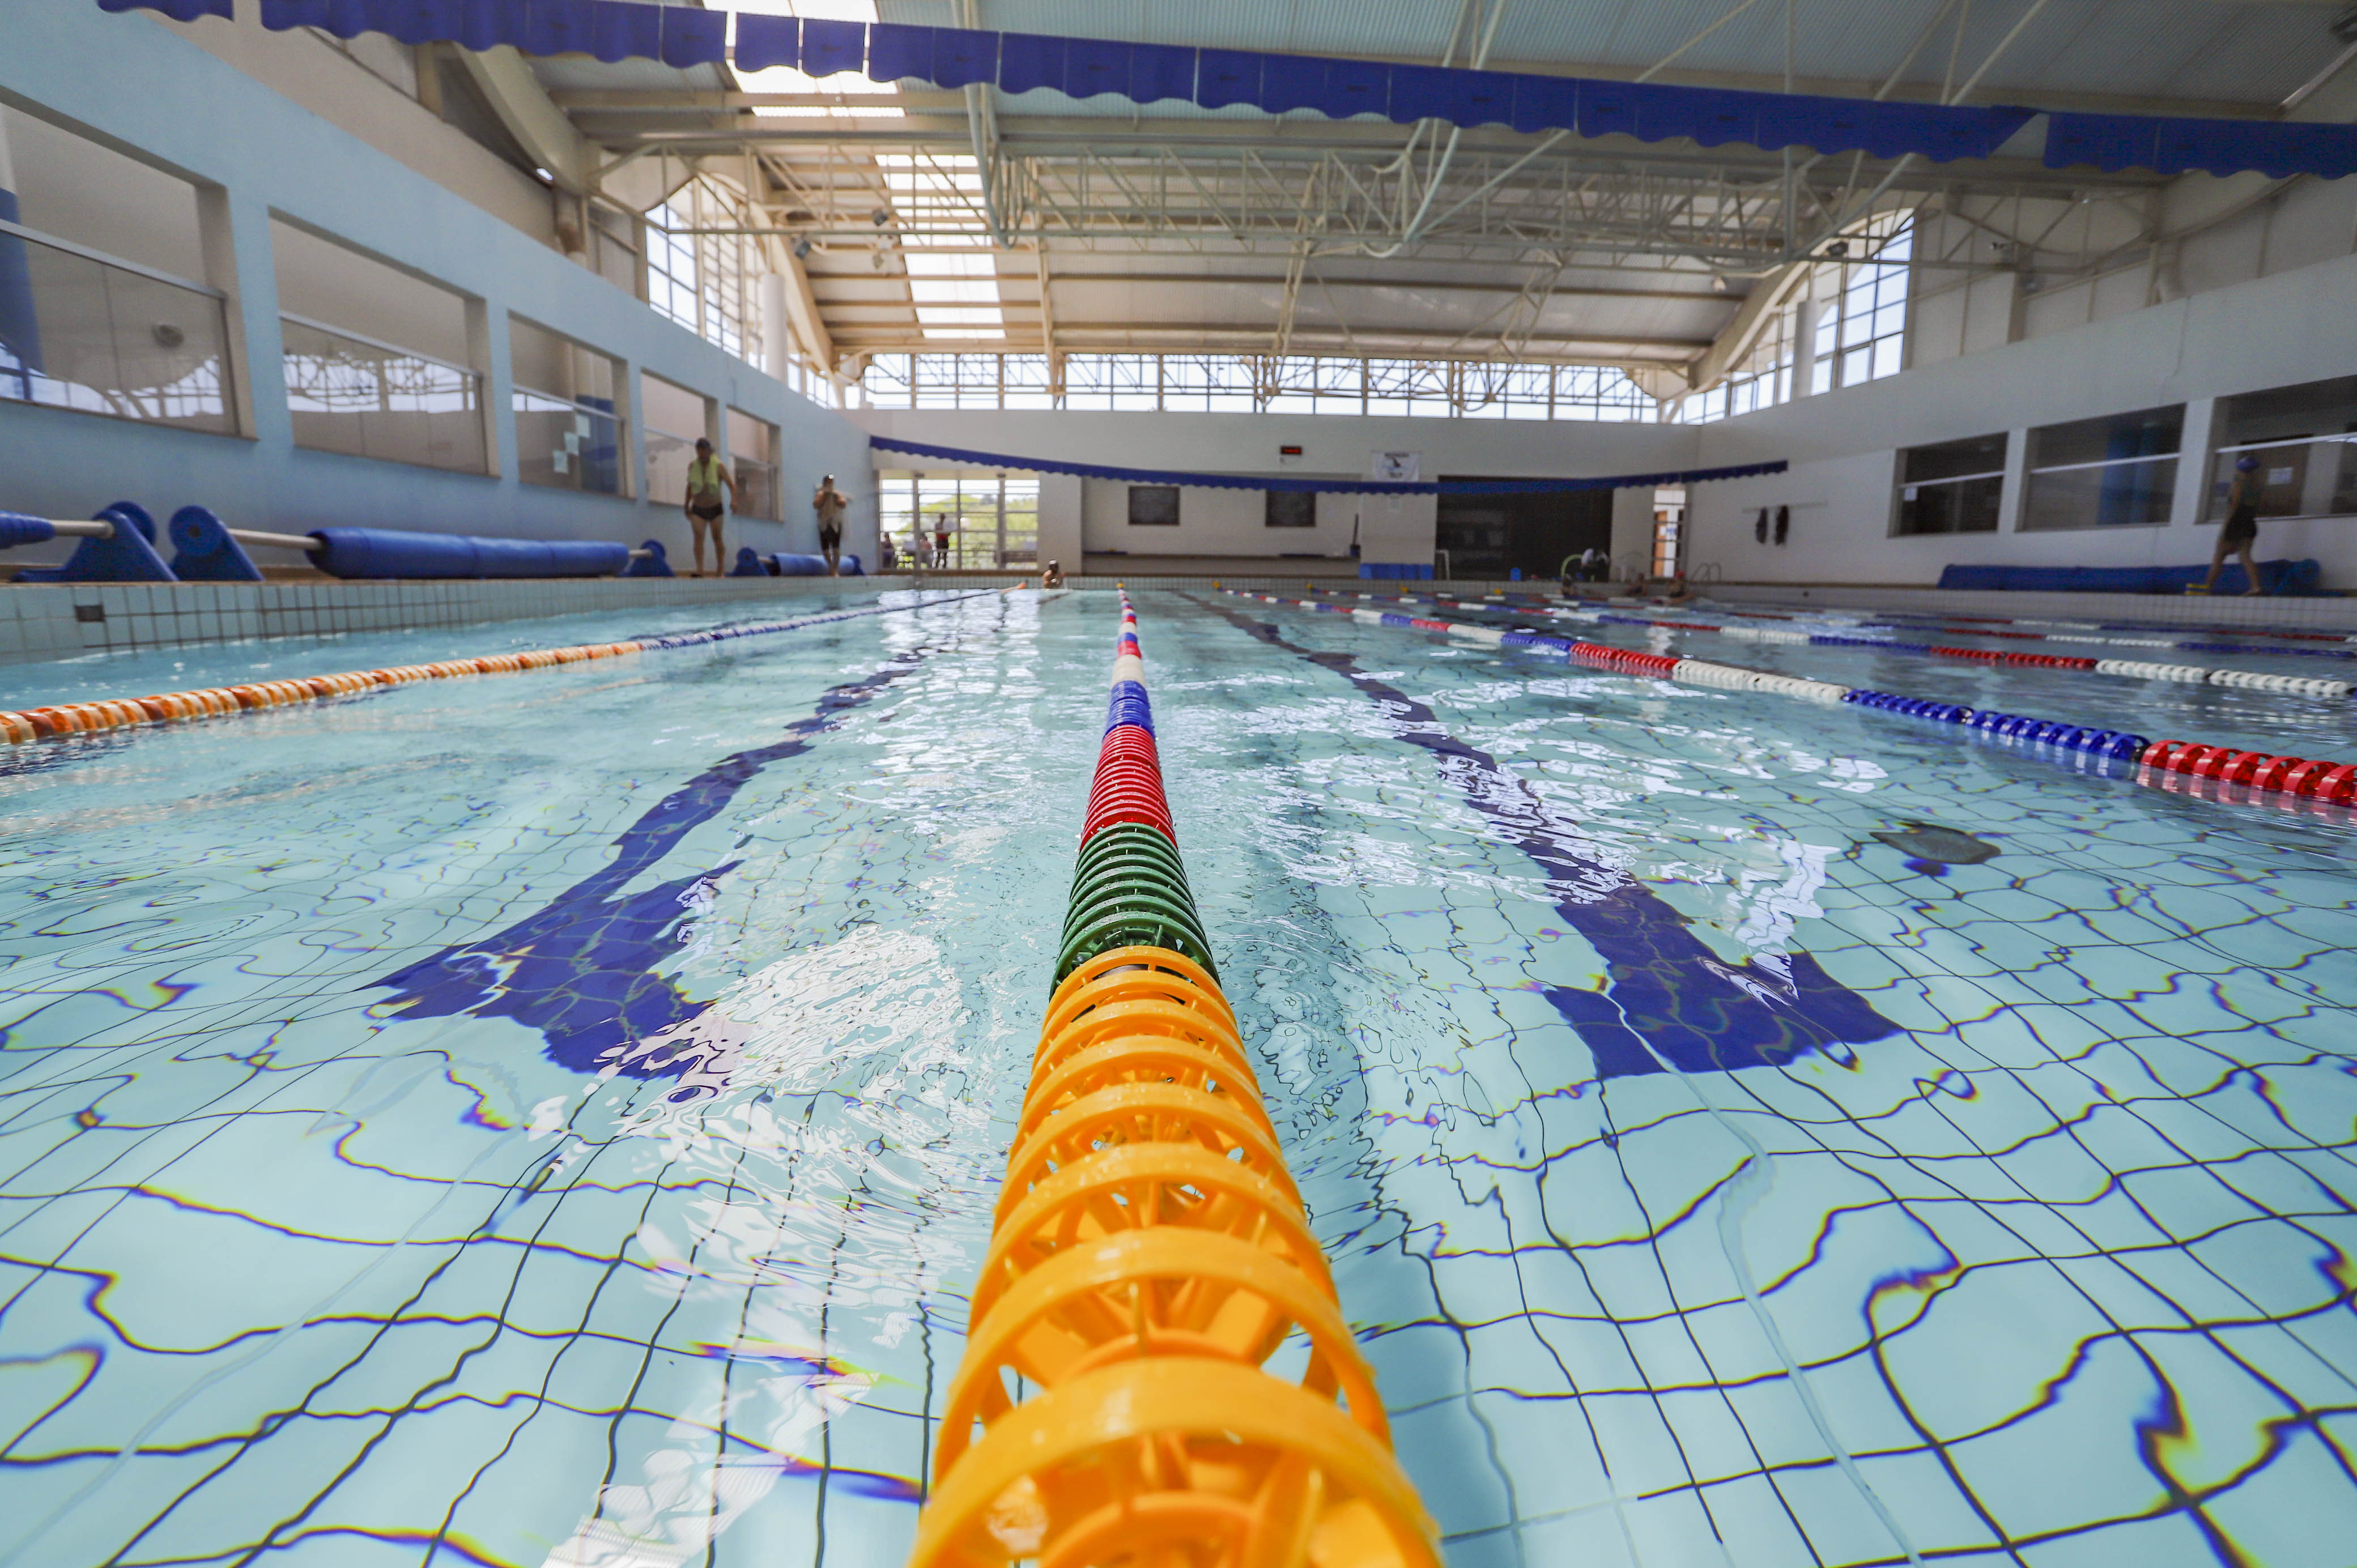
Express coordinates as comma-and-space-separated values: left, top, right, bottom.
912, 589, 1440, 1568
0, 589, 1010, 747
1306, 588, 2357, 700
1220, 587, 2357, 811
1326, 584, 2357, 649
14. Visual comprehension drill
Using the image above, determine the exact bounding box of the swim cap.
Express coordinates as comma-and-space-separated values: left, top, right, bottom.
2235, 455, 2261, 471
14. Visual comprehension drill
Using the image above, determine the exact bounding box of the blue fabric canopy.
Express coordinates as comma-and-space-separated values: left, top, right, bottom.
868, 435, 1786, 496
114, 1, 2357, 184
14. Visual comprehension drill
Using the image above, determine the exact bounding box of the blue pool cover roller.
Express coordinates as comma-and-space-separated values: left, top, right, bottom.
307, 527, 632, 580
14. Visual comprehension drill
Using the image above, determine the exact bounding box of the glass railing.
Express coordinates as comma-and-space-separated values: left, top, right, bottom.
2207, 436, 2357, 521
0, 217, 236, 434
281, 315, 486, 473
515, 384, 628, 496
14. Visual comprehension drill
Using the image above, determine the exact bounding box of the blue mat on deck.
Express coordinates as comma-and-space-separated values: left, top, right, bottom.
1937, 559, 2326, 596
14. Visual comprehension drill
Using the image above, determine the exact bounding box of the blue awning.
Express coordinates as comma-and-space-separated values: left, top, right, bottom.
93, 0, 2357, 183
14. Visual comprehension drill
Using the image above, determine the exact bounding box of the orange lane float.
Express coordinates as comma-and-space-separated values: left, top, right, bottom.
0, 591, 1012, 749
910, 591, 1439, 1568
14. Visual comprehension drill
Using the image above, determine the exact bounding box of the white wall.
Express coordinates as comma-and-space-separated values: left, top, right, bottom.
1688, 244, 2357, 588
1079, 481, 1361, 559
856, 407, 1697, 568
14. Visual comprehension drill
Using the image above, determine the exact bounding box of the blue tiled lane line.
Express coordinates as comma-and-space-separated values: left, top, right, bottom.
1206, 600, 1901, 1079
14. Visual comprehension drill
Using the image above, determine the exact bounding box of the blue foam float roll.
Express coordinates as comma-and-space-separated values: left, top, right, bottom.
770, 552, 832, 576
307, 527, 632, 580
0, 512, 57, 548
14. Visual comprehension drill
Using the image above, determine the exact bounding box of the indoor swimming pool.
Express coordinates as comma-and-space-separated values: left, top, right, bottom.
3, 586, 2355, 1568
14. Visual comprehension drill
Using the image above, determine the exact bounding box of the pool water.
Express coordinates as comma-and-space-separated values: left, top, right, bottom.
2, 587, 2354, 1568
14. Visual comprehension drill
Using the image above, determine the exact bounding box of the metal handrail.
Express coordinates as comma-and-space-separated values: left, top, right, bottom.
1900, 467, 2007, 488
2028, 450, 2181, 478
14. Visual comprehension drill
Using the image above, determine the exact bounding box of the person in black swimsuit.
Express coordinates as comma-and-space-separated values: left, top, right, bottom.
812, 474, 847, 575
2200, 455, 2265, 596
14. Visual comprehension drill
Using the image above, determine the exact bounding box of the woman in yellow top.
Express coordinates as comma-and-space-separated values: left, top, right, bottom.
683, 437, 735, 577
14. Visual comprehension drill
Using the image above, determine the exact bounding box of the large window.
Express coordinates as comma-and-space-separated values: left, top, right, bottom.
0, 224, 233, 433
272, 220, 483, 467
282, 318, 484, 473
876, 475, 1039, 569
2024, 406, 2182, 531
728, 407, 780, 521
1811, 212, 1914, 396
860, 351, 1650, 420
1895, 433, 2007, 535
2207, 375, 2357, 522
275, 220, 486, 472
510, 315, 629, 497
646, 178, 757, 361
1673, 299, 1797, 424
0, 107, 232, 433
1675, 209, 1912, 424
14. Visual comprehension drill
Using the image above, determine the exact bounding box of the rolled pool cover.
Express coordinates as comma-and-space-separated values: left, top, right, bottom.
308, 527, 632, 580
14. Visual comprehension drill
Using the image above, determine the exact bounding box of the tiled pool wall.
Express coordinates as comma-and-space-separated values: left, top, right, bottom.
0, 576, 1516, 667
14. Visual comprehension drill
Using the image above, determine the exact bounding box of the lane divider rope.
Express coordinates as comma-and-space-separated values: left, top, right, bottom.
1220, 587, 2357, 812
912, 589, 1439, 1568
0, 589, 1009, 747
1300, 589, 2357, 699
1355, 586, 2357, 648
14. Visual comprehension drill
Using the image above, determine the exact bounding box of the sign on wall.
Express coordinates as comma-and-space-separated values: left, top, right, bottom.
1367, 450, 1422, 483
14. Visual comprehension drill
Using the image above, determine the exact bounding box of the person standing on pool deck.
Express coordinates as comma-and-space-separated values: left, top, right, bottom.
683, 438, 735, 577
812, 474, 848, 574
2199, 454, 2266, 596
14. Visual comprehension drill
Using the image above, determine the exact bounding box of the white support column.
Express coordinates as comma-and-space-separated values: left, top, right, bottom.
620, 360, 646, 505
759, 272, 792, 384
197, 181, 279, 447
2172, 396, 2221, 531
1998, 426, 2032, 532
1790, 291, 1820, 399
467, 296, 506, 479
